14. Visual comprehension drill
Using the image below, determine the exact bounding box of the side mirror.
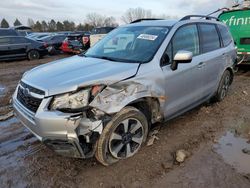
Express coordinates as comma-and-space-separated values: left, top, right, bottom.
171, 50, 193, 71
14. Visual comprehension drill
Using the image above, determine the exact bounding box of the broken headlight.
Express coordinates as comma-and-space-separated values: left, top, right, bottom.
51, 89, 90, 111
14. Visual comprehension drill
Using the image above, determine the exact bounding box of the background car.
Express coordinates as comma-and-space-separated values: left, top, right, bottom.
38, 34, 67, 54
0, 28, 19, 37
61, 33, 90, 54
11, 25, 32, 36
90, 27, 115, 46
0, 36, 48, 61
27, 32, 53, 41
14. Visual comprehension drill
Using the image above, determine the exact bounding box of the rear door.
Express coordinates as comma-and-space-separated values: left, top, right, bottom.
161, 24, 205, 119
198, 23, 225, 96
217, 24, 236, 65
9, 37, 30, 57
0, 37, 11, 60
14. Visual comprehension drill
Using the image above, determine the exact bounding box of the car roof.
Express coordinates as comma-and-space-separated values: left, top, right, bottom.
126, 19, 178, 27
123, 15, 224, 28
0, 28, 17, 30
0, 36, 24, 38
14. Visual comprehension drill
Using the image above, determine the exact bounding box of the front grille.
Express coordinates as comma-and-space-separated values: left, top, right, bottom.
17, 83, 44, 113
20, 81, 45, 95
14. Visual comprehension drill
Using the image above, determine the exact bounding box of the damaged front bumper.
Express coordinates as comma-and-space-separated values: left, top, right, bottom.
12, 90, 103, 159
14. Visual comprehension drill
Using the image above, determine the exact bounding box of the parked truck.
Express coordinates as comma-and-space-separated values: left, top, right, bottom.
219, 0, 250, 64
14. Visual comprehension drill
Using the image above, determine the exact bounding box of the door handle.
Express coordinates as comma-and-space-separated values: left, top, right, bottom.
197, 62, 204, 68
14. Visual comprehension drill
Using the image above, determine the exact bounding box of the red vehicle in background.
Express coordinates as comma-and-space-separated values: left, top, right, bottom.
61, 32, 90, 54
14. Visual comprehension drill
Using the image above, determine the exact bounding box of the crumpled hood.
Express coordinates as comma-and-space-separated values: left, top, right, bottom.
22, 55, 140, 96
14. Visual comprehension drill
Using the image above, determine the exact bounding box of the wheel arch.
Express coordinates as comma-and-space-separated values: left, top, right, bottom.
225, 67, 234, 85
27, 49, 40, 60
127, 97, 163, 126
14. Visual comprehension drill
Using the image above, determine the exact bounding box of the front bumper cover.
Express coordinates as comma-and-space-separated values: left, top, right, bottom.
12, 87, 103, 159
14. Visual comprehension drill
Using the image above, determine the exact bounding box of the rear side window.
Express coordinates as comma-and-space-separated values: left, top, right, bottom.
57, 36, 66, 41
172, 24, 200, 56
0, 37, 10, 45
11, 37, 28, 44
0, 29, 17, 37
199, 24, 220, 53
217, 25, 232, 46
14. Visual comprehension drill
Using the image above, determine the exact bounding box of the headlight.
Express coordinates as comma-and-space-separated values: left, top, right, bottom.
51, 89, 90, 111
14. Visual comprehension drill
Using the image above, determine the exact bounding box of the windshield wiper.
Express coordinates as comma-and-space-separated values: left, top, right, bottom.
85, 55, 118, 62
97, 56, 118, 62
83, 54, 143, 64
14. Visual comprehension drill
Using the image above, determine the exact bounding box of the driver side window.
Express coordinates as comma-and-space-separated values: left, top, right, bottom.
162, 24, 199, 66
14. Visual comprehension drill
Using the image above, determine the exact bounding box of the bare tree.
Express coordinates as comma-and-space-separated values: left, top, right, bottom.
225, 0, 240, 7
27, 18, 35, 28
85, 13, 105, 27
56, 21, 64, 31
121, 7, 153, 24
41, 21, 48, 32
33, 21, 42, 32
85, 13, 118, 27
103, 16, 118, 27
48, 19, 56, 31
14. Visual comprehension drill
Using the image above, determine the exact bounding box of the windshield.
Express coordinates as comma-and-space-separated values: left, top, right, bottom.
85, 26, 169, 63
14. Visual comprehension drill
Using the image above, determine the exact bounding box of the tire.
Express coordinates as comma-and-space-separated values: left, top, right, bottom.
27, 50, 40, 60
214, 70, 232, 102
95, 106, 149, 166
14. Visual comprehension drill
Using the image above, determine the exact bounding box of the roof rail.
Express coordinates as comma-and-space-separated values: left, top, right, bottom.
180, 15, 220, 21
130, 18, 164, 24
207, 8, 230, 16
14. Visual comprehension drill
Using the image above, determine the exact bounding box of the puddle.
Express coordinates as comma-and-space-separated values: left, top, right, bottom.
214, 131, 250, 174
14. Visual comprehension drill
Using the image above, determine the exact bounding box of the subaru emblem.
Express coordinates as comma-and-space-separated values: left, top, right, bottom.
24, 88, 30, 96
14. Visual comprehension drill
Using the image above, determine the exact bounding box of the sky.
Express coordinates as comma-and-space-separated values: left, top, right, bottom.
0, 0, 239, 26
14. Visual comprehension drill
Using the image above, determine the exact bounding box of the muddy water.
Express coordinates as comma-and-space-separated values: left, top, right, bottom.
215, 131, 250, 174
0, 118, 43, 168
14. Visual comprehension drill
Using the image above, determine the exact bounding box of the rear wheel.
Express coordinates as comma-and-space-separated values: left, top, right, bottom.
28, 50, 40, 60
95, 107, 148, 166
214, 70, 232, 102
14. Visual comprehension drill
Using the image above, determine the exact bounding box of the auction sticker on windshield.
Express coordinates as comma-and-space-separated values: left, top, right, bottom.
137, 34, 158, 41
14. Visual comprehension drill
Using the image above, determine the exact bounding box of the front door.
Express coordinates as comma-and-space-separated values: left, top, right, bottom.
161, 24, 206, 119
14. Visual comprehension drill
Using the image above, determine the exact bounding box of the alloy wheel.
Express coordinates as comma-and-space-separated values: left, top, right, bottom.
220, 74, 230, 99
108, 118, 144, 159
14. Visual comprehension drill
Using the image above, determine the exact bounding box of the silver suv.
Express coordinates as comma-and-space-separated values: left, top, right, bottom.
13, 15, 236, 166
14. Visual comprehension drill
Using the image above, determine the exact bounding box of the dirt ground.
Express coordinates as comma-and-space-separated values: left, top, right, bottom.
0, 56, 250, 188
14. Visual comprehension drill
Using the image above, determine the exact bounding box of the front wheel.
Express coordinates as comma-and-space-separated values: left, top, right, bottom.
95, 106, 149, 166
214, 70, 232, 102
27, 50, 40, 60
